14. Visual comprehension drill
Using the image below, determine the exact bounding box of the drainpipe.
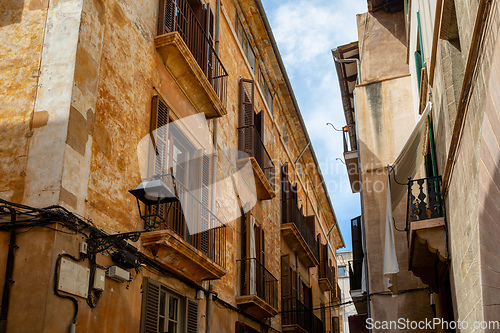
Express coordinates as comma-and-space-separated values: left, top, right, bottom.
206, 0, 221, 332
330, 49, 361, 84
0, 206, 17, 333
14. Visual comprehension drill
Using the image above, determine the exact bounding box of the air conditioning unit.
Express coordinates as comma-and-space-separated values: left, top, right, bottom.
106, 266, 130, 283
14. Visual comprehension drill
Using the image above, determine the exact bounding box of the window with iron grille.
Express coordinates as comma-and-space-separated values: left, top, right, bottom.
140, 277, 198, 333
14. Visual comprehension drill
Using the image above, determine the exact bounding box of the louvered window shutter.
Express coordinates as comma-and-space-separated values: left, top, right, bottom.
200, 152, 211, 255
140, 278, 161, 333
240, 212, 249, 295
186, 298, 199, 333
281, 255, 290, 299
305, 215, 316, 238
151, 95, 170, 177
321, 242, 328, 277
333, 316, 340, 333
281, 163, 292, 224
235, 321, 245, 333
238, 79, 255, 156
158, 0, 175, 35
290, 269, 298, 300
260, 228, 265, 267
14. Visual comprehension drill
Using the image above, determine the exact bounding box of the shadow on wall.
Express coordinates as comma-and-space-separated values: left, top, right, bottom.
360, 9, 407, 51
0, 1, 25, 27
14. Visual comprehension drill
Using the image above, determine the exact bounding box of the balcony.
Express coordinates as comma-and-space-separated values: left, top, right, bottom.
236, 258, 279, 319
318, 255, 334, 292
238, 125, 276, 200
155, 0, 228, 118
282, 298, 324, 333
140, 176, 226, 283
349, 259, 367, 314
407, 176, 448, 292
281, 181, 319, 268
342, 130, 360, 193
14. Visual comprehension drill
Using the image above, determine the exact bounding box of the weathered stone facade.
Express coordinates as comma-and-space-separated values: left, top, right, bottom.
0, 0, 344, 332
336, 0, 500, 332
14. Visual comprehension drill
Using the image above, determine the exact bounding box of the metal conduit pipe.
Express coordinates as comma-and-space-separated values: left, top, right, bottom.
206, 0, 221, 332
330, 49, 361, 84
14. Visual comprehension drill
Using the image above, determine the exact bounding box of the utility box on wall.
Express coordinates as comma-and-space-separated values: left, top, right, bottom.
57, 258, 90, 298
93, 268, 106, 291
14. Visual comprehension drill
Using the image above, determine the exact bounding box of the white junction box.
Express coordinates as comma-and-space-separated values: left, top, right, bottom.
106, 266, 130, 283
58, 258, 90, 298
93, 268, 106, 291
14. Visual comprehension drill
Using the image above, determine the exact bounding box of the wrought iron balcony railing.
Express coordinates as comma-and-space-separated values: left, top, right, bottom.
238, 258, 279, 310
282, 297, 324, 333
150, 174, 226, 268
319, 260, 334, 287
282, 183, 319, 262
158, 0, 228, 105
406, 176, 445, 232
238, 125, 275, 190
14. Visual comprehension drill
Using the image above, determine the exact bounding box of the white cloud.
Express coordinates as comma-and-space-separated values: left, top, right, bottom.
271, 0, 364, 69
262, 0, 366, 249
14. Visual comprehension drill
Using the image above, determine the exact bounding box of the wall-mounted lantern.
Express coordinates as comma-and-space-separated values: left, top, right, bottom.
129, 178, 178, 229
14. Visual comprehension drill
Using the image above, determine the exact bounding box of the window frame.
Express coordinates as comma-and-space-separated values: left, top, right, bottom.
140, 277, 199, 333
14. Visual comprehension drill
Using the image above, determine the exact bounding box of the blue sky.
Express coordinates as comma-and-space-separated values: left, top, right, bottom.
260, 0, 367, 251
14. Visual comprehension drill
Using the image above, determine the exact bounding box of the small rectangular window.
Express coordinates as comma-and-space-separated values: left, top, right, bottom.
140, 278, 198, 333
339, 266, 346, 277
235, 14, 256, 72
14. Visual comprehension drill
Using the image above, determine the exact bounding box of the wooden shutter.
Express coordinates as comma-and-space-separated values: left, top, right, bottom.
305, 215, 316, 237
281, 255, 291, 300
281, 163, 291, 224
255, 110, 264, 141
158, 0, 176, 35
260, 227, 265, 267
140, 278, 161, 333
240, 212, 249, 295
290, 269, 298, 300
303, 283, 312, 310
150, 95, 170, 176
200, 152, 211, 254
187, 298, 198, 333
319, 241, 326, 277
235, 321, 245, 333
235, 321, 259, 333
238, 79, 255, 156
333, 316, 340, 333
